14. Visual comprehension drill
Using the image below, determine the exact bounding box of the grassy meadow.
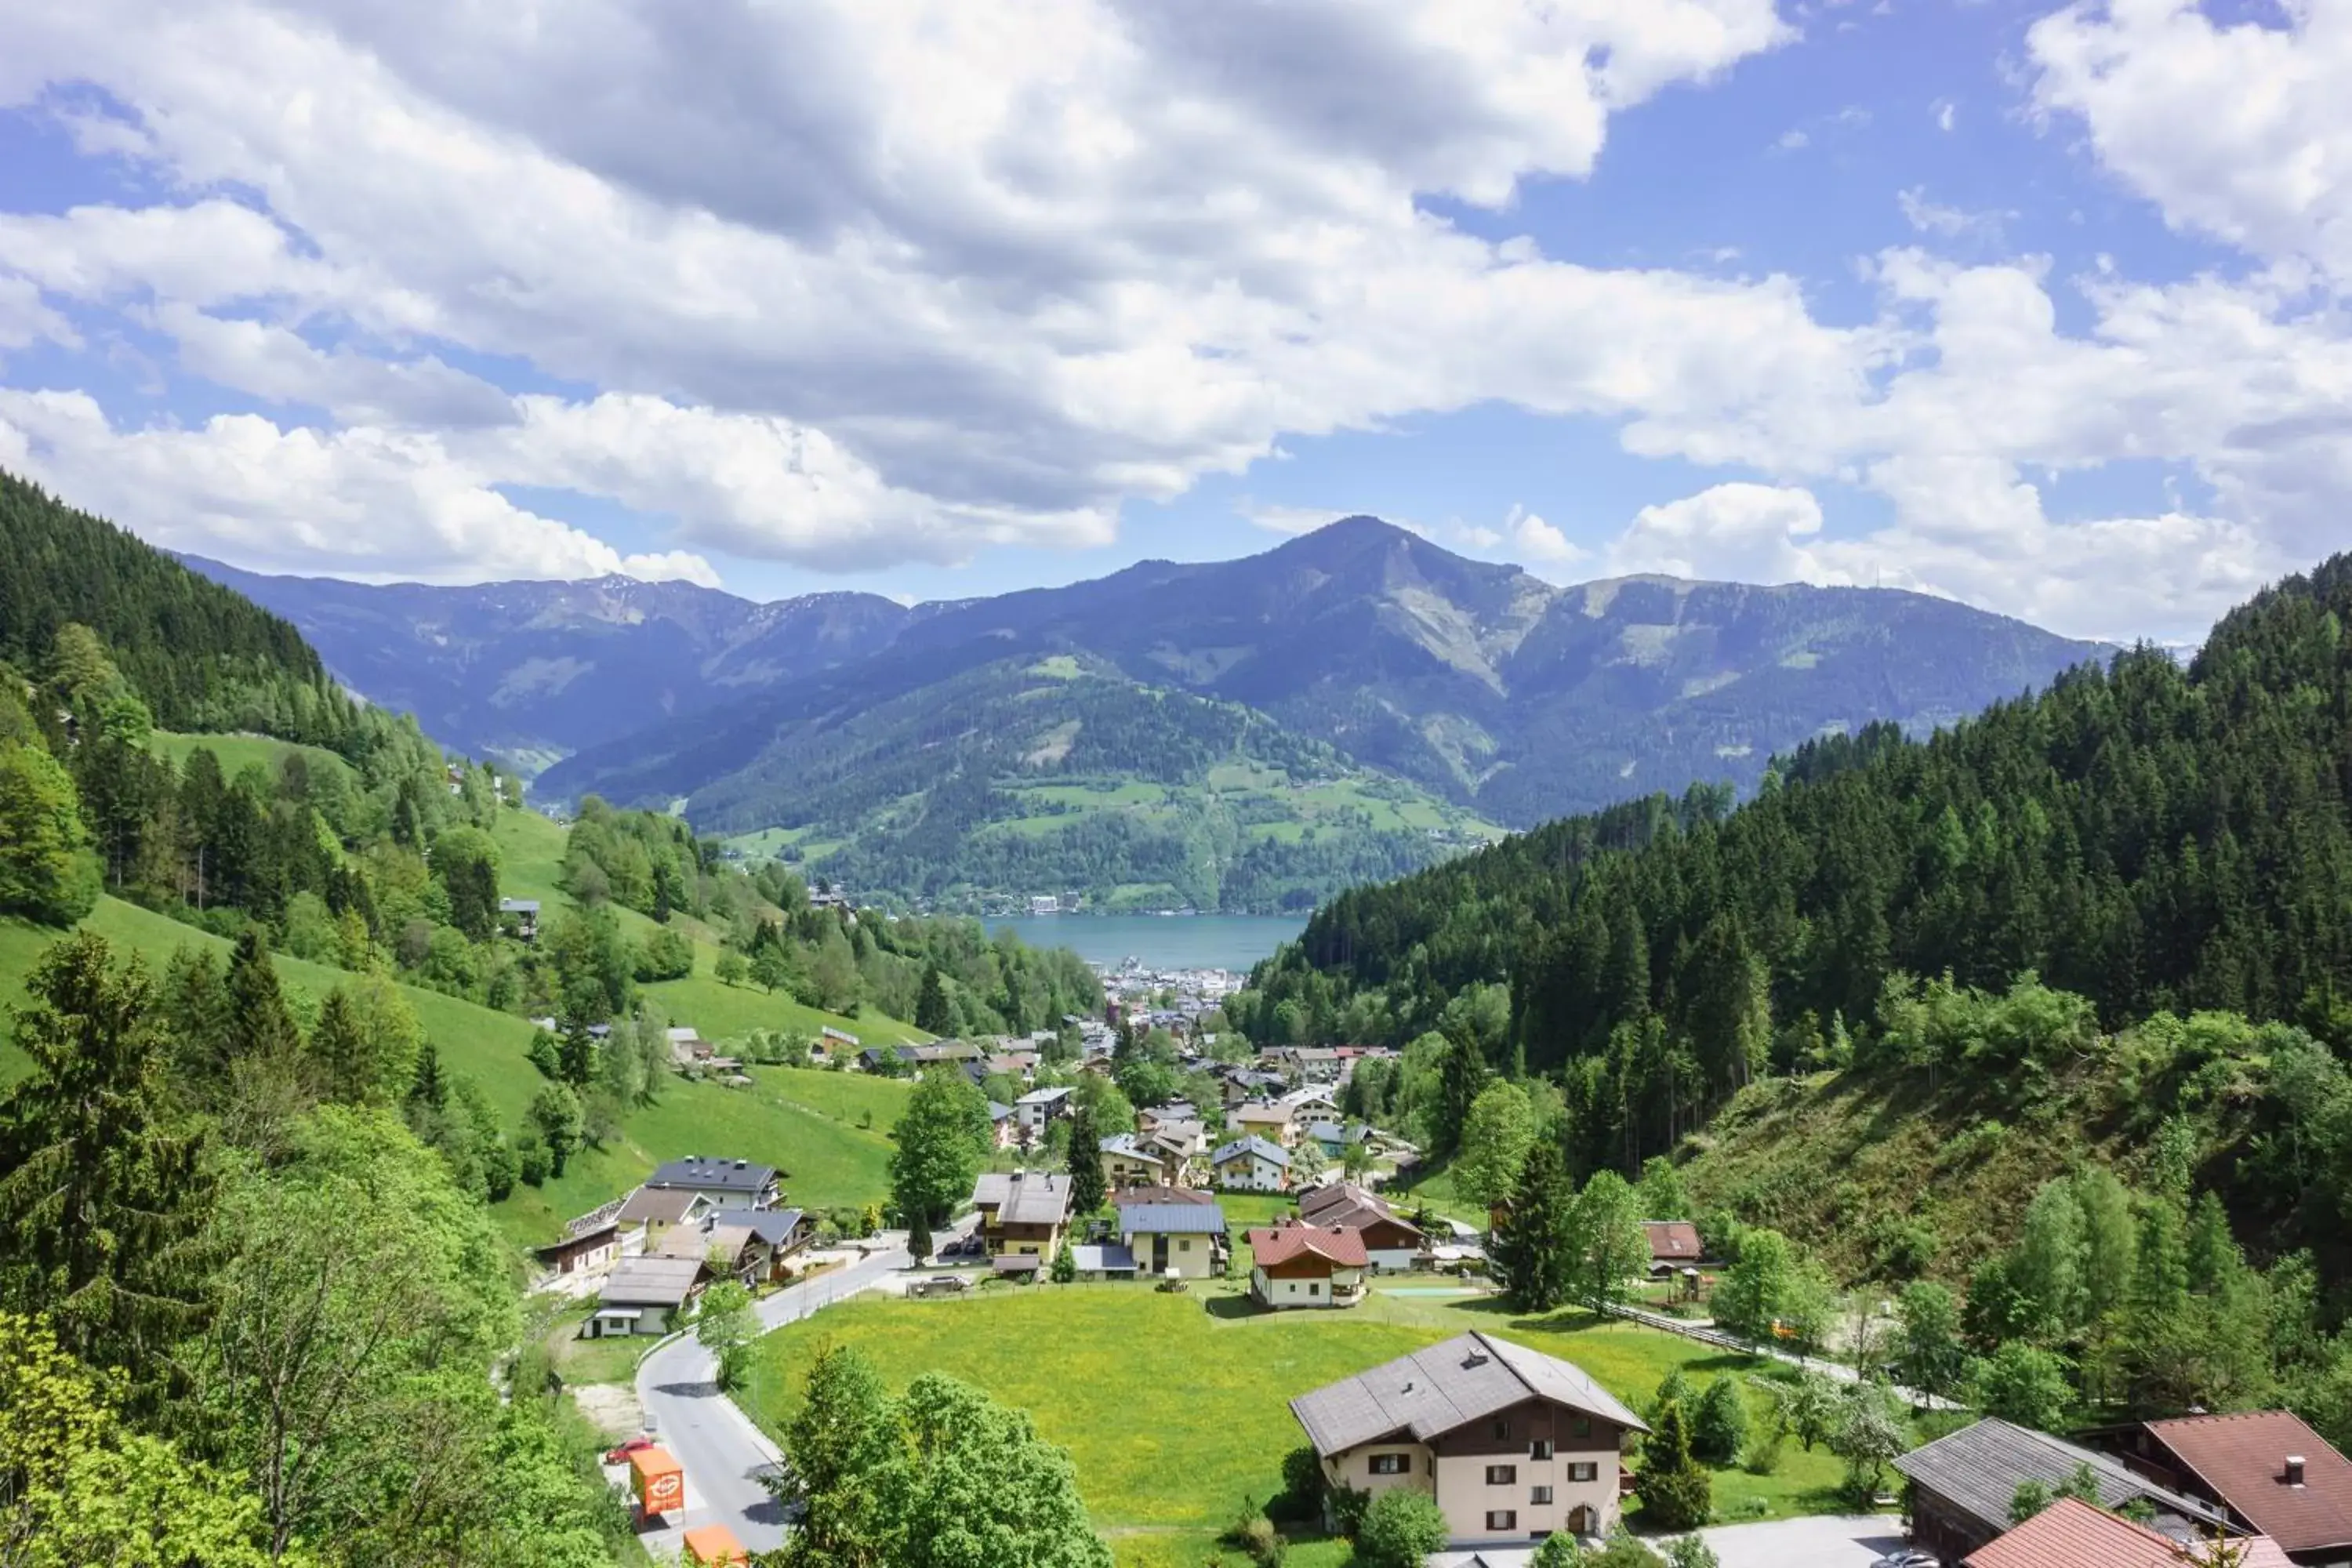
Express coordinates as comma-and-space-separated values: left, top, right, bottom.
743, 1281, 1857, 1567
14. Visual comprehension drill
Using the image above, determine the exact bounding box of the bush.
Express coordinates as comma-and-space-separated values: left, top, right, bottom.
1268, 1446, 1324, 1525
1637, 1400, 1712, 1531
1221, 1510, 1286, 1568
527, 1031, 561, 1080
1353, 1489, 1447, 1568
517, 1135, 550, 1187
1692, 1377, 1748, 1466
1743, 1428, 1784, 1476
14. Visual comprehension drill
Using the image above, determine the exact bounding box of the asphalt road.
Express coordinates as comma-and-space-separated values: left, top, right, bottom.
633, 1237, 917, 1553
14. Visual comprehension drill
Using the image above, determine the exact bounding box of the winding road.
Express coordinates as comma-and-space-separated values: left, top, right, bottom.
632, 1235, 922, 1553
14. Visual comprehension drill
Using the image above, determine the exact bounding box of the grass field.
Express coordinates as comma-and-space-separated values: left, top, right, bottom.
743, 1283, 1854, 1566
0, 901, 912, 1249
150, 729, 355, 788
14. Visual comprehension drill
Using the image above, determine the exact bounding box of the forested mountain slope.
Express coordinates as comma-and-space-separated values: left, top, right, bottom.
1243, 553, 2352, 1171
185, 554, 917, 769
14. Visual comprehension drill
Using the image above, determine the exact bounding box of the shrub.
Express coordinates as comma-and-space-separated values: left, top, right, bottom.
1637, 1399, 1712, 1531
1221, 1509, 1286, 1568
527, 1031, 561, 1080
1268, 1446, 1323, 1524
1691, 1377, 1748, 1466
1353, 1489, 1447, 1568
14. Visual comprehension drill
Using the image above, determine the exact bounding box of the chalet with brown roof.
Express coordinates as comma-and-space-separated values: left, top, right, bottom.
614, 1186, 712, 1254
2119, 1412, 2352, 1566
1247, 1223, 1367, 1310
1895, 1418, 2232, 1565
1289, 1330, 1649, 1546
1963, 1496, 2292, 1568
1642, 1220, 1704, 1273
1298, 1181, 1424, 1272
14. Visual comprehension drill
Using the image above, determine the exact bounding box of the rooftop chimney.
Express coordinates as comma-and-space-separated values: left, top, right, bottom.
2285, 1455, 2307, 1486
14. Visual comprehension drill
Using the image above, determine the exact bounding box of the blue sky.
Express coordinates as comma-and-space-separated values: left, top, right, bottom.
1, 0, 2346, 642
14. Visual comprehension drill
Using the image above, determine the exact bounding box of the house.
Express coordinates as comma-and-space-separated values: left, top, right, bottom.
988, 1100, 1020, 1150
1069, 1243, 1139, 1281
819, 1025, 860, 1055
1305, 1120, 1372, 1160
1247, 1224, 1368, 1309
743, 1209, 815, 1279
535, 1212, 622, 1277
1116, 1198, 1228, 1279
1014, 1086, 1075, 1140
1298, 1182, 1424, 1272
642, 1155, 780, 1211
656, 1218, 774, 1289
970, 1169, 1076, 1260
1121, 1183, 1217, 1208
1289, 1330, 1650, 1545
2118, 1411, 2352, 1566
1138, 1102, 1200, 1135
498, 898, 539, 942
1894, 1419, 2233, 1565
1214, 1135, 1292, 1192
1642, 1221, 1704, 1275
1962, 1496, 2292, 1568
1099, 1132, 1173, 1189
590, 1254, 709, 1336
906, 1041, 982, 1067
1230, 1101, 1298, 1147
666, 1027, 710, 1067
614, 1186, 713, 1254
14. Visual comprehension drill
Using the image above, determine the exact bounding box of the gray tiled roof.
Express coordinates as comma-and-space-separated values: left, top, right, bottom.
1213, 1135, 1290, 1169
1098, 1133, 1165, 1163
599, 1254, 706, 1308
970, 1170, 1075, 1225
644, 1156, 777, 1195
1290, 1330, 1646, 1457
1892, 1419, 2229, 1539
1116, 1202, 1229, 1235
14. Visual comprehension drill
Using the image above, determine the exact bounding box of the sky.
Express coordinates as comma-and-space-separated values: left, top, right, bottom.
1, 0, 2348, 644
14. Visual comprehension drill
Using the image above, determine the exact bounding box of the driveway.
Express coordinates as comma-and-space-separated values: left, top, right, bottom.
1436, 1515, 1907, 1568
1695, 1514, 1910, 1567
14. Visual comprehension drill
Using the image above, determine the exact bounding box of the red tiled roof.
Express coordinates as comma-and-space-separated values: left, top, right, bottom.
2147, 1410, 2352, 1555
1965, 1497, 2289, 1568
1247, 1225, 1367, 1269
1643, 1221, 1701, 1261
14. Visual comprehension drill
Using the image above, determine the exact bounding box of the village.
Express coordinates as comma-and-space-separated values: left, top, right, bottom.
520, 1007, 2352, 1568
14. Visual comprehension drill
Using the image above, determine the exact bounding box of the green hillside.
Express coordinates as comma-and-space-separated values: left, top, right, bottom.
150, 728, 357, 789
0, 898, 910, 1246
671, 653, 1504, 913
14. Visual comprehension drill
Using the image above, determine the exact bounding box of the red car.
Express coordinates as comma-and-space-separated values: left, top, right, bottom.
604, 1436, 659, 1465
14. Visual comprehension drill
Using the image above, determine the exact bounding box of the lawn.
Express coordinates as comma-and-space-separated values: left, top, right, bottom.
742, 1283, 1854, 1566
150, 729, 356, 789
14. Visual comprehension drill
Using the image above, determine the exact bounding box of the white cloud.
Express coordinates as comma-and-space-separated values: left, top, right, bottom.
0, 388, 720, 584
2030, 0, 2352, 285
1896, 187, 2015, 244
1609, 483, 1830, 583
1501, 503, 1584, 567
1238, 501, 1356, 536
1934, 98, 1956, 133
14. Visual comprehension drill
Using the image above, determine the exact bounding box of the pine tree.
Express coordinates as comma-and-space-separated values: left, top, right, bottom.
307, 987, 372, 1105
916, 964, 953, 1036
1692, 1377, 1748, 1465
1637, 1399, 1712, 1530
1490, 1135, 1575, 1312
0, 933, 208, 1402
405, 1042, 448, 1120
1066, 1102, 1106, 1218
558, 1014, 597, 1087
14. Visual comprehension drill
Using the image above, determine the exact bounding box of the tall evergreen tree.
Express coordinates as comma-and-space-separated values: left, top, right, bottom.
1490, 1134, 1576, 1312
0, 934, 207, 1399
916, 964, 954, 1036
1065, 1102, 1106, 1218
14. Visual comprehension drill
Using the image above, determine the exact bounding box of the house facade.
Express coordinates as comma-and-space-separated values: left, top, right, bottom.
1229, 1102, 1297, 1148
1290, 1330, 1648, 1547
1247, 1224, 1367, 1309
1013, 1087, 1075, 1141
971, 1169, 1076, 1260
1116, 1200, 1228, 1279
1098, 1133, 1172, 1189
592, 1254, 708, 1336
1213, 1135, 1291, 1192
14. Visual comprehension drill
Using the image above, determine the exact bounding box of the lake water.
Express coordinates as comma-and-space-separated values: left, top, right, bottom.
990, 913, 1307, 972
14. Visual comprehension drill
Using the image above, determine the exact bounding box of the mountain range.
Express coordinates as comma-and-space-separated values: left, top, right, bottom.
189, 518, 2114, 910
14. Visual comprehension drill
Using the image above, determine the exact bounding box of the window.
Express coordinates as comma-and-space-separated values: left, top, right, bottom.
1368, 1454, 1410, 1476
1178, 1239, 1191, 1252
1530, 1486, 1553, 1505
1485, 1465, 1518, 1485
1566, 1462, 1599, 1483
1492, 1418, 1511, 1441
1530, 1439, 1554, 1461
1308, 1282, 1320, 1297
1572, 1416, 1592, 1439
1485, 1511, 1517, 1532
